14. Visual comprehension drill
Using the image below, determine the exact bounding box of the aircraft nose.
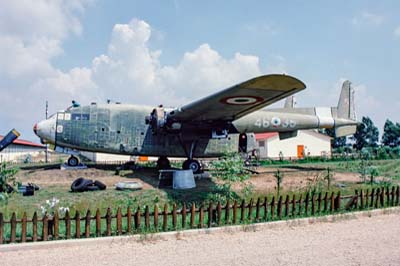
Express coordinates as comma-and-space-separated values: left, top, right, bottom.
33, 118, 56, 144
33, 123, 38, 135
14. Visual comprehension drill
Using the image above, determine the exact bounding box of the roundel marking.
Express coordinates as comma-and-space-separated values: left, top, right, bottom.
271, 117, 281, 127
220, 95, 264, 105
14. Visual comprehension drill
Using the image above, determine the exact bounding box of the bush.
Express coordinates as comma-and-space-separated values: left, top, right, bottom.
0, 162, 19, 201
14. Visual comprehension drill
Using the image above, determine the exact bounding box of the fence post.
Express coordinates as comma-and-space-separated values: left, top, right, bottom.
163, 204, 168, 231
233, 200, 238, 224
32, 212, 38, 242
85, 210, 91, 238
153, 205, 158, 231
117, 208, 122, 235
96, 209, 101, 236
217, 201, 222, 226
391, 187, 395, 207
190, 203, 195, 228
311, 194, 316, 215
380, 187, 384, 207
42, 213, 48, 241
386, 187, 390, 206
271, 196, 275, 220
277, 196, 282, 219
54, 211, 59, 240
248, 199, 253, 222
291, 195, 296, 217
144, 206, 150, 230
264, 197, 268, 221
396, 186, 400, 206
317, 192, 322, 213
256, 198, 261, 221
10, 212, 16, 243
225, 200, 230, 224
360, 190, 364, 209
64, 210, 70, 239
240, 200, 245, 223
370, 188, 375, 208
21, 212, 27, 242
375, 188, 380, 208
284, 195, 289, 217
0, 213, 3, 244
208, 202, 213, 227
335, 191, 341, 211
304, 193, 309, 215
330, 192, 335, 212
199, 204, 204, 228
106, 208, 112, 236
172, 204, 177, 229
323, 192, 328, 212
75, 211, 81, 239
365, 189, 369, 208
298, 194, 303, 216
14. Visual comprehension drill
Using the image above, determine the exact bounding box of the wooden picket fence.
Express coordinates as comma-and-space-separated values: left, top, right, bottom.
1, 186, 399, 244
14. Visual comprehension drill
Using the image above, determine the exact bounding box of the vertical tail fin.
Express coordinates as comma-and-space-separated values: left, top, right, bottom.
337, 80, 356, 120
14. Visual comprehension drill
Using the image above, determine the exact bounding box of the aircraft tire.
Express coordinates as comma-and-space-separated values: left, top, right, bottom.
71, 177, 93, 192
157, 157, 171, 170
94, 180, 107, 190
67, 156, 80, 167
182, 159, 201, 174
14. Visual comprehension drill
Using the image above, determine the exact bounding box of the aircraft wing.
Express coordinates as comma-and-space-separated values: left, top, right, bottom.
169, 74, 306, 123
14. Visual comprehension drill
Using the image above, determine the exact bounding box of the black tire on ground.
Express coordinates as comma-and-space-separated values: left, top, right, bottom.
182, 159, 201, 174
94, 180, 107, 190
67, 156, 80, 167
71, 178, 93, 192
86, 185, 100, 191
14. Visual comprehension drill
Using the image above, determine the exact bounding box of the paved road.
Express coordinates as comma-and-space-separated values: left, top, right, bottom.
2, 212, 400, 266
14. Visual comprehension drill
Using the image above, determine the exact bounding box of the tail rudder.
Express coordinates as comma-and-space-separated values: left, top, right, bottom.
337, 80, 356, 120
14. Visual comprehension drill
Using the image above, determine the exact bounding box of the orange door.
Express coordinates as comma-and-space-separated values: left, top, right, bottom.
297, 145, 304, 159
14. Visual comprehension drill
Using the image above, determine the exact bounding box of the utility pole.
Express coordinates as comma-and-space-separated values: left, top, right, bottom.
45, 100, 49, 163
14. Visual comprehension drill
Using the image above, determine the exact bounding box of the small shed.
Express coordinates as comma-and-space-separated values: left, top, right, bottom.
255, 130, 331, 159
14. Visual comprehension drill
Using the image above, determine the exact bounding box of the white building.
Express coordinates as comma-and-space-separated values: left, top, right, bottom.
0, 135, 46, 163
255, 130, 331, 159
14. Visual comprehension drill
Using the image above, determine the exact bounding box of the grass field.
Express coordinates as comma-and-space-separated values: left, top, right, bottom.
1, 159, 399, 219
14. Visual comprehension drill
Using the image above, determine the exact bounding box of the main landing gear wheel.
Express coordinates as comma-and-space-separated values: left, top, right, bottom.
67, 155, 80, 167
157, 156, 171, 170
182, 159, 201, 174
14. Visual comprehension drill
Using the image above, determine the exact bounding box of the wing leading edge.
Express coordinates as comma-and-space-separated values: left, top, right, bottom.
168, 74, 306, 123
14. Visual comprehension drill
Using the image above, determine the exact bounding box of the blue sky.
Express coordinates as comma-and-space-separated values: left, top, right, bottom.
0, 0, 399, 141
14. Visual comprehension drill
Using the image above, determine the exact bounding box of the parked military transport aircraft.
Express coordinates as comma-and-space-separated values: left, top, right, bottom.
34, 74, 358, 173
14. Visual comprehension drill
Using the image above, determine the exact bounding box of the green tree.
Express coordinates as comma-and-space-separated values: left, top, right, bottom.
353, 116, 379, 150
382, 119, 400, 147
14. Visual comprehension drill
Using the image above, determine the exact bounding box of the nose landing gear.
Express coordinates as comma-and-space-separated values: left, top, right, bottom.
67, 155, 80, 167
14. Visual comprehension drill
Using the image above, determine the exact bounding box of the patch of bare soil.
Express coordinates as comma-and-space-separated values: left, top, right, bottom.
15, 167, 158, 190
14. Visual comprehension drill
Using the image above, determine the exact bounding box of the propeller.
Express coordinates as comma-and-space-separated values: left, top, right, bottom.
0, 129, 21, 152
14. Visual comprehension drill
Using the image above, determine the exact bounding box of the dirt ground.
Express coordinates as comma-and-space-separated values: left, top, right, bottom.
2, 211, 399, 266
15, 166, 361, 194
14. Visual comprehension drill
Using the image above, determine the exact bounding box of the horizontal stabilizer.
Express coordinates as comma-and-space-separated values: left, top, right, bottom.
335, 125, 357, 137
279, 130, 298, 140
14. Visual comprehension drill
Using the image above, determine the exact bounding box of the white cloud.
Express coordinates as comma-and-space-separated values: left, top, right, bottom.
352, 11, 384, 26
394, 26, 400, 38
89, 19, 262, 106
0, 9, 264, 140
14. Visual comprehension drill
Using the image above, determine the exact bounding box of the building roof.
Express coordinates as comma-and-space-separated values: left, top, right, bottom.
0, 135, 45, 148
255, 132, 279, 140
